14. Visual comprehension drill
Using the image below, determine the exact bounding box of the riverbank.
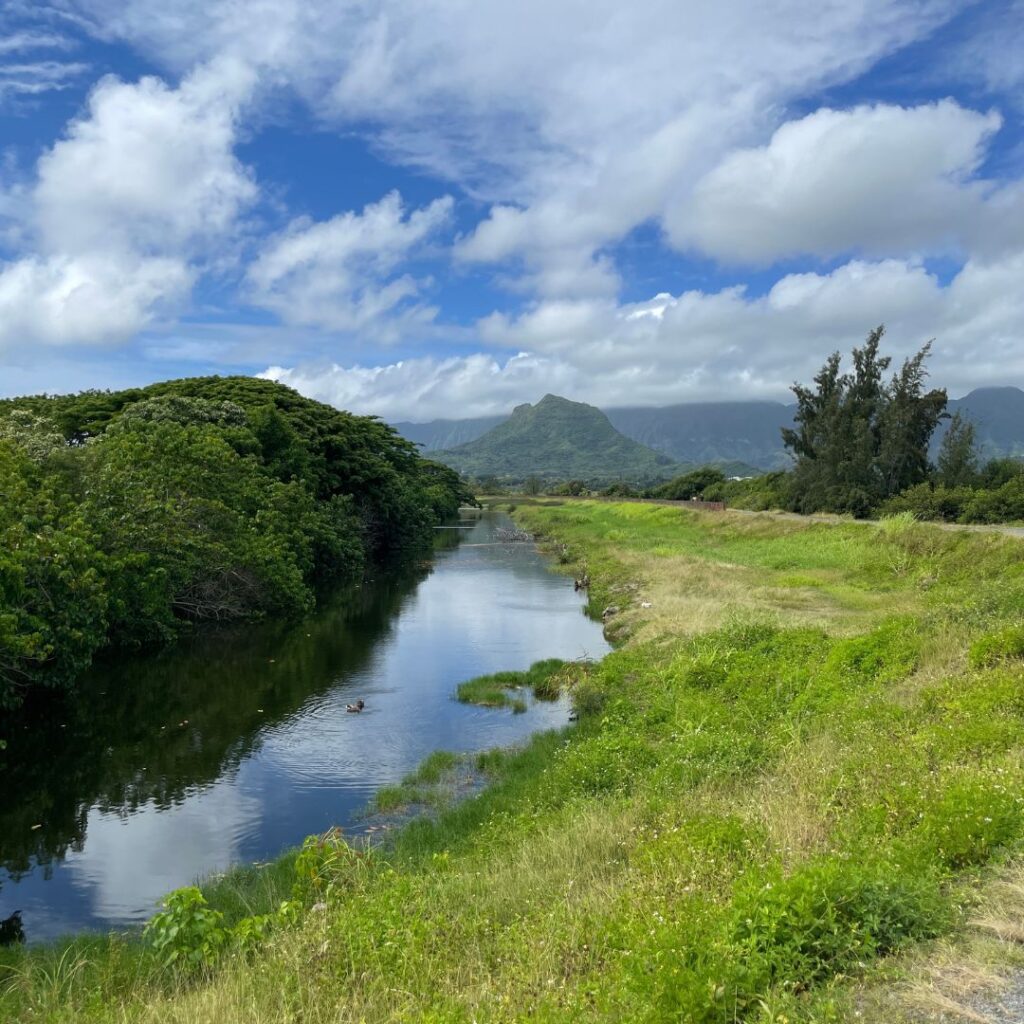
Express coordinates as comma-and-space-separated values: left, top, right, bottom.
3, 501, 1024, 1022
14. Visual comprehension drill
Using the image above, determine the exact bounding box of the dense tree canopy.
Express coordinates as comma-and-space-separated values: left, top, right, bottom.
0, 377, 474, 709
782, 327, 947, 516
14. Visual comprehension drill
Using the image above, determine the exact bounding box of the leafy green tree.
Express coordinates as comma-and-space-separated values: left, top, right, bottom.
936, 411, 980, 487
654, 467, 726, 501
783, 326, 947, 516
980, 457, 1024, 489
0, 443, 107, 708
0, 376, 472, 707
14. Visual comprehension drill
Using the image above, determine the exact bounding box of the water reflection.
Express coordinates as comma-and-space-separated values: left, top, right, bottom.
0, 512, 609, 940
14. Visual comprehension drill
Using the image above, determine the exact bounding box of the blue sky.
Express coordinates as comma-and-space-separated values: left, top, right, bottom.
1, 0, 1023, 419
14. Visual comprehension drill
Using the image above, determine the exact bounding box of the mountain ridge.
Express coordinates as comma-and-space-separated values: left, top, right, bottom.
432, 394, 682, 483
395, 386, 1024, 470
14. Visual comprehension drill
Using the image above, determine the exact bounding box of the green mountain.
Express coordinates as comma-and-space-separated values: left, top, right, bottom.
395, 387, 1024, 471
434, 394, 682, 483
945, 387, 1024, 459
391, 414, 508, 451
604, 401, 795, 470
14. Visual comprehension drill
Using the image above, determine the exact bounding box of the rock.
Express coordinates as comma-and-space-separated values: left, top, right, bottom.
601, 605, 620, 618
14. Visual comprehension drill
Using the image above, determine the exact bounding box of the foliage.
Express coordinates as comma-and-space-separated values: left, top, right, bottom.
435, 394, 680, 485
652, 466, 726, 500
968, 624, 1024, 668
143, 885, 300, 970
714, 470, 792, 510
783, 326, 947, 516
880, 464, 1024, 524
600, 481, 639, 498
547, 478, 590, 496
936, 409, 980, 487
143, 887, 230, 970
0, 377, 471, 708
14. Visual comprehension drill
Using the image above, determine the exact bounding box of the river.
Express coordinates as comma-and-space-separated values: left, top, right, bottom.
0, 510, 609, 943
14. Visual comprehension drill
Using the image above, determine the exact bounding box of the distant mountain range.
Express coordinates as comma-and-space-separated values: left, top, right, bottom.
395, 386, 1024, 473
432, 394, 682, 483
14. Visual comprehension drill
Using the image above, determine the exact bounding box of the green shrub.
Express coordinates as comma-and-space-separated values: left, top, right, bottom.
880, 483, 972, 522
292, 828, 376, 902
729, 858, 944, 992
653, 467, 726, 501
916, 778, 1024, 868
968, 624, 1024, 668
143, 887, 230, 970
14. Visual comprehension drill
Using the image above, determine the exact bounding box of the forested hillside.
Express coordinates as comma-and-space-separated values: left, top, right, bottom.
394, 388, 1024, 471
434, 394, 681, 483
0, 377, 472, 710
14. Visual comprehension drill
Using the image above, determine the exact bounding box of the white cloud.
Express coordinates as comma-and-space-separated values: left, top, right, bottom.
264, 250, 1024, 419
0, 22, 85, 103
247, 191, 453, 335
952, 0, 1024, 101
668, 101, 1008, 264
35, 58, 256, 255
0, 59, 89, 100
65, 0, 965, 295
0, 252, 192, 348
0, 57, 257, 353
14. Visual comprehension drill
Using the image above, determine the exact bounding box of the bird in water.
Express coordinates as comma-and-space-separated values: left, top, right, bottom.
346, 699, 365, 713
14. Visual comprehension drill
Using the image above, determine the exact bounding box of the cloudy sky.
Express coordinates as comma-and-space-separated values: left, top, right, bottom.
1, 1, 1022, 420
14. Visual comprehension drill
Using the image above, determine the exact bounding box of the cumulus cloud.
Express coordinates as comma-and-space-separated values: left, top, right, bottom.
0, 57, 257, 352
247, 191, 453, 336
4, 0, 1024, 409
668, 101, 1011, 264
66, 0, 964, 293
263, 250, 1024, 419
0, 252, 192, 348
35, 58, 256, 255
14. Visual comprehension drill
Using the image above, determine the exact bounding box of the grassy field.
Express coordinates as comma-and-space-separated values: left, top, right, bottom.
3, 501, 1024, 1022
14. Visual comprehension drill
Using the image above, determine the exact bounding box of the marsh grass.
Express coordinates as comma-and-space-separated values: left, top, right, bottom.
5, 501, 1024, 1023
374, 750, 464, 811
455, 658, 581, 712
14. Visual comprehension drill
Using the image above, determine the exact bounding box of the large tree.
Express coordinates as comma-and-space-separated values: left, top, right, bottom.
783, 326, 947, 516
935, 410, 980, 487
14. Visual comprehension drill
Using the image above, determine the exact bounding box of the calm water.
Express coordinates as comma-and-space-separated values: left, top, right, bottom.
0, 511, 609, 942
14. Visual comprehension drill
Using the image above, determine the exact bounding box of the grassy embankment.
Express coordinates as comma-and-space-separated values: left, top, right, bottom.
3, 501, 1024, 1022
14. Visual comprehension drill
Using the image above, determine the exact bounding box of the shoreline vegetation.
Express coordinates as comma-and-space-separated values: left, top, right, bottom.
0, 377, 474, 712
4, 499, 1024, 1021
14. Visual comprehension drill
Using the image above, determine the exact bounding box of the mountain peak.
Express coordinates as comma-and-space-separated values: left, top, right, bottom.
434, 394, 680, 483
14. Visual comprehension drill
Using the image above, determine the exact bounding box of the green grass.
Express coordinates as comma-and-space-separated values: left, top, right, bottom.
4, 503, 1024, 1022
374, 751, 464, 811
455, 658, 575, 712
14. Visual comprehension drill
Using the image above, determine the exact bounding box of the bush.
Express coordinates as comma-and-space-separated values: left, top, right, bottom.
144, 887, 230, 970
720, 471, 791, 511
880, 482, 972, 522
729, 858, 944, 991
653, 467, 726, 501
959, 476, 1024, 523
968, 625, 1024, 668
915, 778, 1024, 868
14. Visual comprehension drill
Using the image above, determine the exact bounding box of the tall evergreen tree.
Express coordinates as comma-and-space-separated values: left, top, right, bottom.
783, 326, 947, 516
936, 410, 980, 487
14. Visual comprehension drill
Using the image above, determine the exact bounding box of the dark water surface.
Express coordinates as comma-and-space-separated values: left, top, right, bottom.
0, 512, 609, 942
